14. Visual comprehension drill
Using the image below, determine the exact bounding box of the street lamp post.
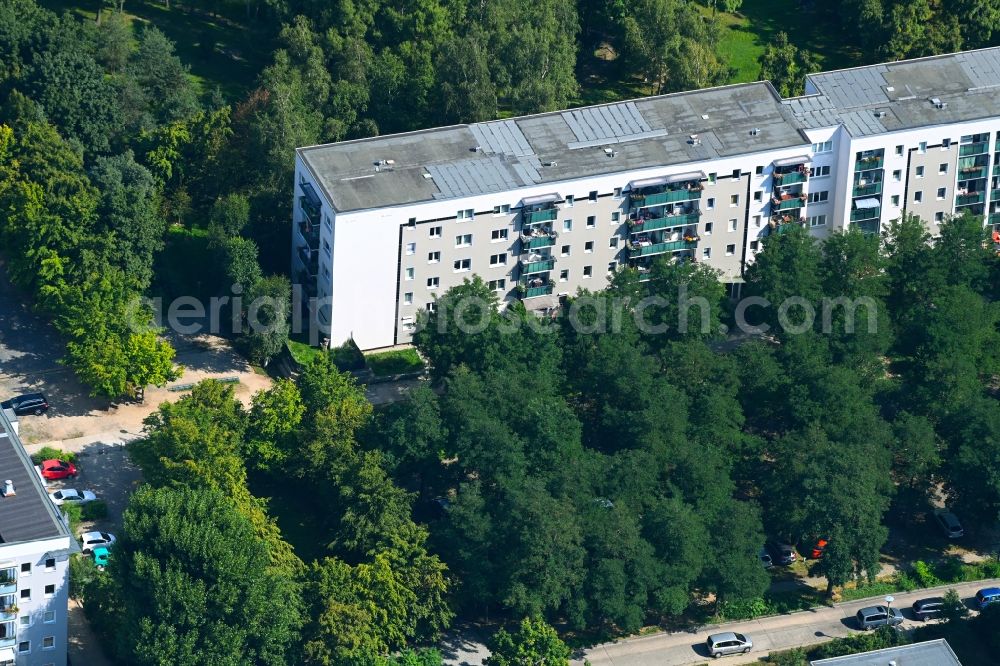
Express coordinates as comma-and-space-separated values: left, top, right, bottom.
885, 595, 895, 624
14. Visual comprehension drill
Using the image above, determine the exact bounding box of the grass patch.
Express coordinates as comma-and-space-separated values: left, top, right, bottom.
366, 348, 424, 377
286, 339, 324, 367
30, 447, 77, 465
838, 557, 1000, 602
37, 0, 272, 101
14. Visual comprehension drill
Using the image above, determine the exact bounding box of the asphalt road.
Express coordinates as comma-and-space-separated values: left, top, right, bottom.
573, 579, 1000, 665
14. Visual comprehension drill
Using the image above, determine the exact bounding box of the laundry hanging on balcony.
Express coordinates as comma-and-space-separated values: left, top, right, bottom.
854, 198, 880, 209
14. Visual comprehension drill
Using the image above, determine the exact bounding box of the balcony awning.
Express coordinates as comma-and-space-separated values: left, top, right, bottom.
629, 176, 668, 189
772, 155, 812, 167
854, 197, 880, 209
520, 193, 560, 206
0, 648, 14, 661
665, 170, 706, 184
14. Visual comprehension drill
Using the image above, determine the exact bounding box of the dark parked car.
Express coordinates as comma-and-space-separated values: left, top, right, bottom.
766, 541, 797, 565
0, 393, 49, 416
911, 597, 944, 621
855, 605, 904, 630
934, 511, 964, 539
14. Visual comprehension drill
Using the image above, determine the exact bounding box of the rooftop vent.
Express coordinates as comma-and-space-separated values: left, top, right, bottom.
472, 145, 482, 152
543, 161, 558, 167
422, 173, 433, 179
874, 111, 887, 119
929, 97, 947, 109
701, 114, 710, 120
3, 480, 13, 497
689, 134, 702, 146
603, 147, 618, 157
749, 128, 760, 137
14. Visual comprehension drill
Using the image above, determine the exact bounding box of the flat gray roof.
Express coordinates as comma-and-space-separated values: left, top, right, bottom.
810, 639, 962, 666
0, 411, 68, 544
299, 82, 807, 212
300, 46, 1000, 213
789, 47, 1000, 135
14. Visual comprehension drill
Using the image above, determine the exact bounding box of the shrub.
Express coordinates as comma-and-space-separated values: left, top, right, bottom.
331, 339, 365, 371
911, 560, 941, 587
61, 504, 82, 533
764, 647, 809, 665
69, 554, 98, 600
717, 596, 772, 620
82, 501, 109, 521
810, 626, 909, 659
367, 348, 424, 376
30, 447, 76, 465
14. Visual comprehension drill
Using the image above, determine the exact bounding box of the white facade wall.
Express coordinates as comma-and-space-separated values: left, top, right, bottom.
0, 542, 70, 666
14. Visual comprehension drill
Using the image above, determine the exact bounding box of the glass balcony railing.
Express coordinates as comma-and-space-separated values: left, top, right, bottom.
992, 190, 1000, 202
959, 142, 988, 157
297, 221, 319, 249
631, 187, 702, 208
521, 258, 555, 274
297, 247, 318, 275
774, 171, 807, 185
523, 234, 556, 250
524, 208, 558, 224
524, 285, 553, 298
957, 192, 986, 206
629, 212, 700, 233
856, 220, 881, 235
993, 165, 1000, 177
958, 166, 989, 181
774, 197, 806, 211
630, 239, 697, 257
851, 207, 881, 222
0, 584, 15, 597
853, 182, 883, 197
989, 212, 1000, 225
855, 157, 884, 171
299, 195, 320, 223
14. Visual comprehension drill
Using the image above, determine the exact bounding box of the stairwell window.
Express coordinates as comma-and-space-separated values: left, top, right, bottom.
585, 241, 594, 253
559, 269, 569, 282
916, 166, 925, 178
405, 242, 416, 255
914, 191, 923, 203
937, 187, 946, 200
725, 244, 736, 256
586, 215, 596, 228
405, 268, 414, 280
404, 293, 413, 305
939, 163, 948, 175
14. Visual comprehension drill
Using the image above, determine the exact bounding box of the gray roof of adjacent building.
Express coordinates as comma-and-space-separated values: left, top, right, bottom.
298, 46, 1000, 213
0, 410, 69, 544
810, 639, 963, 666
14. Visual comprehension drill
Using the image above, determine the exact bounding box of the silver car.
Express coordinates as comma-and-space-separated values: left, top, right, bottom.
706, 632, 752, 658
855, 605, 904, 630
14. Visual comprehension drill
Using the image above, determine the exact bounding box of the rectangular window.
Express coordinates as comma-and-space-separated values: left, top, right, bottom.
584, 241, 594, 253
489, 253, 507, 266
583, 265, 593, 278
708, 172, 717, 183
488, 279, 506, 291
919, 141, 927, 153
19, 564, 29, 575
405, 242, 415, 255
707, 198, 715, 210
404, 293, 413, 305
455, 234, 472, 247
812, 140, 833, 153
427, 251, 440, 263
725, 244, 736, 256
429, 226, 442, 238
935, 212, 944, 222
750, 240, 759, 250
453, 259, 471, 272
942, 138, 951, 149
607, 262, 617, 273
808, 214, 827, 227
810, 165, 831, 178
732, 169, 741, 179
937, 187, 946, 199
755, 165, 764, 175
807, 191, 829, 203
42, 636, 54, 649
754, 191, 763, 202
491, 228, 508, 241
18, 615, 28, 628
457, 208, 474, 220
563, 219, 572, 232
19, 590, 29, 601
586, 215, 596, 228
559, 269, 569, 282
44, 584, 54, 597
18, 641, 28, 654
323, 239, 331, 258
895, 145, 904, 156
704, 222, 713, 234
609, 237, 619, 248
565, 195, 575, 207
611, 211, 620, 222
728, 218, 738, 232
914, 191, 923, 202
891, 195, 900, 206
426, 302, 436, 312
427, 277, 439, 289
560, 244, 570, 256
588, 190, 598, 202
702, 248, 712, 258
939, 163, 948, 175
405, 267, 414, 280
492, 204, 510, 215
916, 166, 925, 178
892, 169, 902, 181
613, 187, 622, 198
753, 215, 762, 227
730, 194, 739, 206
407, 217, 416, 228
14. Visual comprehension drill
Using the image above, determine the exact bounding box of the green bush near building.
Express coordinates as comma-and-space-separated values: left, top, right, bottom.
366, 349, 424, 377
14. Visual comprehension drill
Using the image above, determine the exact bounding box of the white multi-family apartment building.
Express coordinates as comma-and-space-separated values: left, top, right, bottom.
292, 47, 1000, 351
0, 409, 72, 666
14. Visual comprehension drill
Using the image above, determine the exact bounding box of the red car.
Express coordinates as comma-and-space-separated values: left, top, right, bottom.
807, 538, 829, 559
40, 459, 77, 480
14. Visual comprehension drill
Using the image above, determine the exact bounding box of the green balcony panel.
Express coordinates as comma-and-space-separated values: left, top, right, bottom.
959, 142, 988, 157
775, 171, 807, 185
989, 212, 1000, 225
521, 258, 555, 274
855, 157, 884, 171
633, 188, 702, 208
524, 285, 554, 298
631, 212, 700, 233
524, 208, 558, 224
993, 165, 1000, 177
958, 167, 988, 181
852, 182, 883, 197
851, 207, 881, 222
856, 220, 881, 236
632, 239, 697, 257
524, 235, 555, 249
775, 198, 805, 211
957, 192, 986, 206
299, 197, 320, 222
992, 190, 1000, 202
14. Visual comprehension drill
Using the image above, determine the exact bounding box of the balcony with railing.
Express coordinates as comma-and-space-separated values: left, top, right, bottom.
520, 257, 556, 274
630, 184, 703, 208
853, 182, 883, 197
851, 207, 881, 222
299, 181, 322, 222
628, 237, 699, 257
989, 212, 1000, 226
992, 190, 1000, 202
956, 191, 986, 206
960, 141, 988, 157
774, 170, 808, 186
629, 211, 700, 233
297, 247, 319, 275
519, 277, 554, 298
958, 166, 989, 181
297, 220, 320, 249
854, 155, 884, 172
856, 220, 880, 235
296, 269, 317, 297
772, 194, 806, 211
523, 207, 558, 225
522, 232, 557, 250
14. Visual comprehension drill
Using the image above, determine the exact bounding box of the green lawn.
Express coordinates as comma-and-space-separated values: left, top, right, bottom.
366, 348, 424, 377
37, 0, 271, 101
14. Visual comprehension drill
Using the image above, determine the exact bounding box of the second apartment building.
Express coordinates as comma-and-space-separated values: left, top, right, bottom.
293, 47, 1000, 350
